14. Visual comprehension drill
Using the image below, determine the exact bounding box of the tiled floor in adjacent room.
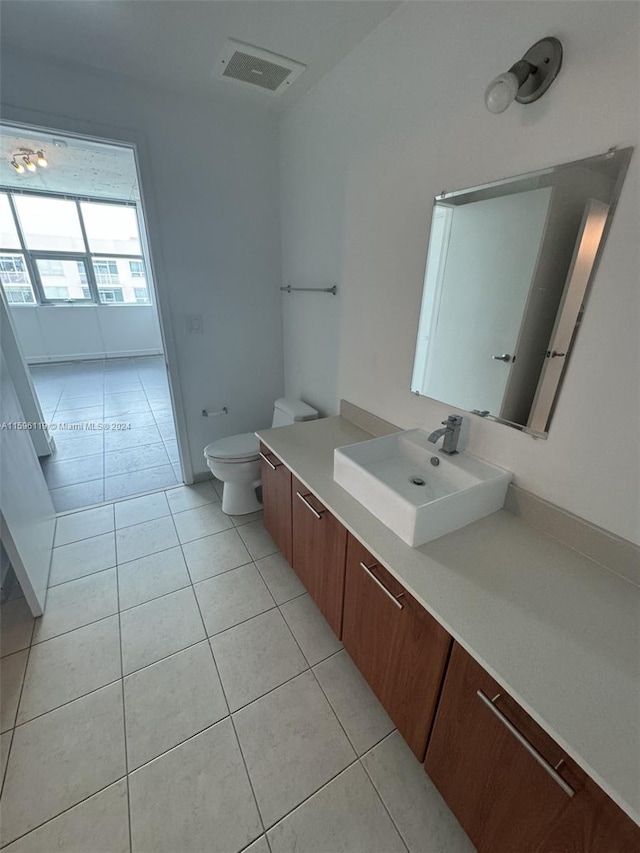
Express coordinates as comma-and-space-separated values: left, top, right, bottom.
32, 356, 180, 512
0, 480, 474, 853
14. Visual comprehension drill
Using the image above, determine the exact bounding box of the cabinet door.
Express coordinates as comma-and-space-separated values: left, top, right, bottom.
533, 779, 640, 853
342, 535, 452, 761
291, 476, 347, 637
425, 642, 583, 852
259, 443, 292, 564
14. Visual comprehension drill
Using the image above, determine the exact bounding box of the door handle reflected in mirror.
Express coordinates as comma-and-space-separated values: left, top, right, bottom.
492, 354, 512, 362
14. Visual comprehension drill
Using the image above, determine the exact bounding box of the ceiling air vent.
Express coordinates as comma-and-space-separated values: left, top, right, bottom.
215, 39, 306, 95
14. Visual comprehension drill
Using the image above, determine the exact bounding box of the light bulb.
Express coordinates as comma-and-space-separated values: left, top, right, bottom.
484, 71, 519, 114
36, 151, 48, 167
11, 159, 25, 173
24, 157, 36, 173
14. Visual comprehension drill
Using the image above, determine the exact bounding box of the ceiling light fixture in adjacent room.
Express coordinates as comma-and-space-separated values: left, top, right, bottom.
9, 147, 49, 175
485, 37, 563, 114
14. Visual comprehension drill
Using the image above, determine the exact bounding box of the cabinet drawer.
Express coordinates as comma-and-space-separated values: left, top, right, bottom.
425, 642, 640, 852
292, 476, 347, 637
259, 443, 292, 564
342, 535, 452, 760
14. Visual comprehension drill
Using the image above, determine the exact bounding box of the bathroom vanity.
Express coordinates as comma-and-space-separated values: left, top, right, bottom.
257, 407, 640, 852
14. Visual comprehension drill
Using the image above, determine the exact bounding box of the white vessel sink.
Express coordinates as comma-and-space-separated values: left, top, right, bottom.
334, 429, 511, 547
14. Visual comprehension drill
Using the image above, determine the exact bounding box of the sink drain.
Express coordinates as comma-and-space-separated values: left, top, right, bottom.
409, 476, 426, 486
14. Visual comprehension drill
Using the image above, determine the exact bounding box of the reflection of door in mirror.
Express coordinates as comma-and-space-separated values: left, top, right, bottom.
415, 187, 552, 416
412, 206, 453, 391
528, 198, 609, 432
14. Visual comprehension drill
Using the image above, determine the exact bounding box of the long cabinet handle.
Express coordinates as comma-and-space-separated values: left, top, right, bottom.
359, 562, 404, 610
259, 451, 281, 471
476, 690, 574, 797
296, 491, 325, 520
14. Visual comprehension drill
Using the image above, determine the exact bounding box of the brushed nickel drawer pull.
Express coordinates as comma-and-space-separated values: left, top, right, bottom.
476, 690, 574, 797
259, 451, 281, 471
359, 562, 405, 609
296, 491, 325, 520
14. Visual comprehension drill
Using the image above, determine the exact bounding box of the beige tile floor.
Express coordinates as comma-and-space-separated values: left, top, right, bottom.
33, 357, 180, 511
0, 480, 475, 853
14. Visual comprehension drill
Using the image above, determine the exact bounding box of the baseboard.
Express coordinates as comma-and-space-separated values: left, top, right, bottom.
25, 350, 164, 364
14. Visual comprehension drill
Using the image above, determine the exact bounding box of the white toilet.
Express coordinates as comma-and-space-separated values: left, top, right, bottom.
204, 397, 318, 515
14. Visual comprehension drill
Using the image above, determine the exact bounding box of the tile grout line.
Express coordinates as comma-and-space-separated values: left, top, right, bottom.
52, 478, 216, 519
358, 739, 413, 853
113, 502, 135, 853
4, 528, 407, 849
171, 511, 270, 841
7, 502, 388, 846
253, 557, 411, 840
37, 520, 263, 649
0, 636, 34, 801
13, 671, 123, 731
31, 602, 118, 648
0, 776, 130, 851
263, 729, 406, 841
45, 355, 178, 510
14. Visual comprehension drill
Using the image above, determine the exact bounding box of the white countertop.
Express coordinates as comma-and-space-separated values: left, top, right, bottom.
257, 416, 640, 826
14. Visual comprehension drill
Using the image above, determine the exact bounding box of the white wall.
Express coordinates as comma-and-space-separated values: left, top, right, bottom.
1, 50, 284, 479
11, 305, 163, 363
279, 1, 640, 544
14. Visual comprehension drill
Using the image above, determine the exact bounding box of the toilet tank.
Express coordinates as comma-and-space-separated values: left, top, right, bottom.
271, 397, 318, 428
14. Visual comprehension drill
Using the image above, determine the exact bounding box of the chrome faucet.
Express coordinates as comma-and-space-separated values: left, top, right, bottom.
428, 414, 463, 455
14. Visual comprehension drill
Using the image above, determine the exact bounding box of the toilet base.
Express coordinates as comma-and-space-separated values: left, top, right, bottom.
220, 481, 262, 515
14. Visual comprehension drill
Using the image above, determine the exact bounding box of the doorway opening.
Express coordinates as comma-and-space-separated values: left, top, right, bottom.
0, 123, 183, 510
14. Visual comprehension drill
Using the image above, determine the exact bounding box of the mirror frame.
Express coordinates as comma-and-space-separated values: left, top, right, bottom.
411, 147, 634, 437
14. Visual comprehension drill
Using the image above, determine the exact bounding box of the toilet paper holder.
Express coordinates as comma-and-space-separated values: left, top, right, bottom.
202, 407, 228, 417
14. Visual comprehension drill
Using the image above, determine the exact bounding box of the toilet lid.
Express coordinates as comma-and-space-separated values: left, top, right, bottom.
204, 432, 260, 462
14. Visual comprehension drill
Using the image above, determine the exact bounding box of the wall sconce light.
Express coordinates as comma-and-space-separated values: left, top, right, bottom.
10, 148, 48, 175
485, 37, 563, 114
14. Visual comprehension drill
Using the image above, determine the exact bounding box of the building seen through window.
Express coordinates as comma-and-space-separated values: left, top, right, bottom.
0, 191, 151, 305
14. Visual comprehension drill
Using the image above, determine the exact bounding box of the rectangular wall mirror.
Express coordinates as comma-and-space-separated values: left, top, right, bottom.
411, 148, 633, 436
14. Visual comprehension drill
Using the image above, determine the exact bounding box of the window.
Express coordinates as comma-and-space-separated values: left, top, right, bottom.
34, 257, 91, 302
5, 287, 35, 305
0, 194, 21, 249
99, 288, 124, 303
0, 253, 28, 283
93, 259, 120, 286
36, 259, 64, 277
0, 253, 37, 303
80, 201, 141, 255
0, 191, 152, 306
76, 262, 88, 285
13, 195, 85, 252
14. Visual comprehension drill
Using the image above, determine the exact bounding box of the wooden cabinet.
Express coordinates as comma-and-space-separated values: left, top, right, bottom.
425, 642, 640, 853
259, 444, 640, 849
342, 535, 452, 761
260, 443, 292, 564
291, 475, 347, 637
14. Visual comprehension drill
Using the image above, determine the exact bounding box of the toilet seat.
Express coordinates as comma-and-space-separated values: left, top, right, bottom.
204, 432, 260, 463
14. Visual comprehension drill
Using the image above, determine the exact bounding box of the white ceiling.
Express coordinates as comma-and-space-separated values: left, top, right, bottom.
0, 1, 400, 111
0, 125, 140, 200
